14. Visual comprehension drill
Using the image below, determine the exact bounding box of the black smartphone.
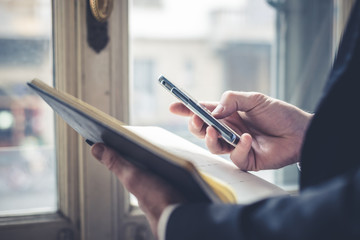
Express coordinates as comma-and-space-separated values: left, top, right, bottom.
158, 75, 240, 147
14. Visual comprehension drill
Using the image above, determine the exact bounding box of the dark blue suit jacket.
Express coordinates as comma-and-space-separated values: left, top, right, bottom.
165, 1, 360, 239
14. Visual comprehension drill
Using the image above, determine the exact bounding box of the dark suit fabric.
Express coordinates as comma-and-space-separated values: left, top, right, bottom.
165, 1, 360, 239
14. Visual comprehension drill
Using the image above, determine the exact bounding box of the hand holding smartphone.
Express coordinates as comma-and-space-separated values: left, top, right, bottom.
158, 75, 240, 147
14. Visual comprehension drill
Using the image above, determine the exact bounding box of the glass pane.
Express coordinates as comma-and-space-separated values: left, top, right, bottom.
130, 1, 340, 205
130, 0, 276, 196
0, 0, 56, 215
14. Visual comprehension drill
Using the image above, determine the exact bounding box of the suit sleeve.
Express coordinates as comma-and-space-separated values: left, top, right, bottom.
165, 168, 360, 240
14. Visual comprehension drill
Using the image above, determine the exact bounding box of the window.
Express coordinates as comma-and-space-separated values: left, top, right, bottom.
132, 59, 157, 124
130, 0, 354, 192
130, 0, 278, 187
0, 0, 130, 239
272, 0, 355, 189
133, 0, 162, 8
0, 0, 56, 216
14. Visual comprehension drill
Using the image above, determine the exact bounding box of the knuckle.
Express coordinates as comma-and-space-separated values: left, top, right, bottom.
188, 119, 205, 138
249, 92, 266, 104
103, 152, 118, 172
221, 90, 237, 102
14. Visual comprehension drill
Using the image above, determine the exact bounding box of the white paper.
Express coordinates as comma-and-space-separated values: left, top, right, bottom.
127, 126, 287, 204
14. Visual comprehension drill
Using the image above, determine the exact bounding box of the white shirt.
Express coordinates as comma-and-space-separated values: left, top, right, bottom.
157, 204, 179, 240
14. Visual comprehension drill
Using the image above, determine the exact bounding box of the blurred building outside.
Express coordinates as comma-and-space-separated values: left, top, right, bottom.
0, 0, 56, 214
130, 0, 279, 186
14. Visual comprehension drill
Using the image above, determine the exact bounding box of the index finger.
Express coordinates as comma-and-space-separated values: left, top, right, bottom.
169, 101, 218, 116
169, 102, 192, 116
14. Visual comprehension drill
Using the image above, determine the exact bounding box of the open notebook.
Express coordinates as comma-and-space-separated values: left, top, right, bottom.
27, 79, 287, 204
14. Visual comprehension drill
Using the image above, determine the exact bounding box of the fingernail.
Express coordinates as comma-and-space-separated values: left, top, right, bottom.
212, 104, 224, 115
92, 144, 105, 161
85, 139, 94, 146
241, 135, 247, 145
241, 133, 251, 146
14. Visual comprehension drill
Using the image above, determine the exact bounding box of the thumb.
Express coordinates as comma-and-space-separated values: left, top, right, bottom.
91, 143, 129, 177
230, 133, 253, 170
92, 143, 105, 161
212, 91, 266, 118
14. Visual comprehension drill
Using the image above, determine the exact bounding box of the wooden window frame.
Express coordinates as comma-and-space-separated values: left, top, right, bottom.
0, 1, 152, 239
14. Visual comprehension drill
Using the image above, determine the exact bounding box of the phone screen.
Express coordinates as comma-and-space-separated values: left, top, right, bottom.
158, 75, 240, 147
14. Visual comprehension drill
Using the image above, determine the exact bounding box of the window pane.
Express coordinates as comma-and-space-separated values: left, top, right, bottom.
130, 0, 276, 192
0, 0, 56, 215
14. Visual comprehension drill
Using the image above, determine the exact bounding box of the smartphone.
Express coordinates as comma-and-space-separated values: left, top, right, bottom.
158, 75, 240, 147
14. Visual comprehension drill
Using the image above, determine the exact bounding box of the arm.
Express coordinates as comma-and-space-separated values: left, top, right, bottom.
170, 91, 313, 171
92, 143, 360, 240
90, 91, 314, 239
165, 168, 360, 240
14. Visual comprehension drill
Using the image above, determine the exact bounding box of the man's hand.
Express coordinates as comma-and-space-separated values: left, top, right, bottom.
170, 91, 313, 171
91, 143, 186, 238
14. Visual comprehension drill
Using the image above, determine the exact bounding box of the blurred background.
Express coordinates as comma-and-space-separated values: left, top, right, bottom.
0, 0, 56, 215
130, 0, 278, 189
